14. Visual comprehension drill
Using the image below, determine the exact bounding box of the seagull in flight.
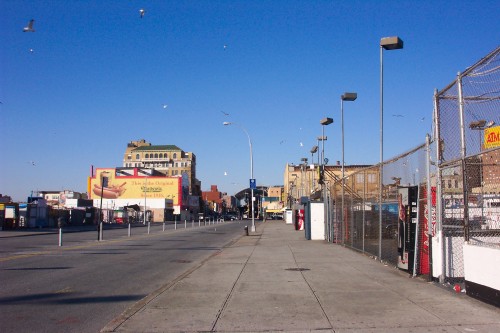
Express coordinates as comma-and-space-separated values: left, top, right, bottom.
23, 19, 35, 32
223, 44, 227, 50
220, 111, 229, 116
139, 9, 146, 18
300, 142, 304, 147
392, 114, 404, 117
28, 161, 36, 166
162, 104, 168, 109
224, 171, 228, 176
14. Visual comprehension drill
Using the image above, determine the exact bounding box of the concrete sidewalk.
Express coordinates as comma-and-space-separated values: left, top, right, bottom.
102, 220, 500, 333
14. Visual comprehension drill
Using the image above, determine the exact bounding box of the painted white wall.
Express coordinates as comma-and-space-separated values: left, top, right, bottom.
464, 243, 500, 290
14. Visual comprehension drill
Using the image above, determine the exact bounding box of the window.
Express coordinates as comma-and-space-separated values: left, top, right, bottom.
173, 153, 177, 159
356, 174, 364, 183
155, 153, 158, 158
454, 180, 458, 188
127, 154, 131, 160
145, 153, 149, 158
136, 154, 140, 159
448, 180, 452, 188
367, 174, 376, 183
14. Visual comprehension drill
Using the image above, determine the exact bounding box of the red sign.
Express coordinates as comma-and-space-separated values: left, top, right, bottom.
419, 186, 436, 275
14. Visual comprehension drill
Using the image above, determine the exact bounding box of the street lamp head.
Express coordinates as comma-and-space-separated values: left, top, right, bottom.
310, 145, 318, 154
469, 120, 487, 129
380, 36, 404, 50
223, 121, 232, 126
341, 92, 357, 101
320, 117, 334, 126
317, 136, 327, 141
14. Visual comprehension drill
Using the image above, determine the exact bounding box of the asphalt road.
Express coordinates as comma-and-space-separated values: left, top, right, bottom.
0, 220, 247, 333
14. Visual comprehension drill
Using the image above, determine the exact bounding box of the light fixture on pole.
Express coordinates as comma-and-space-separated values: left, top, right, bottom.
341, 92, 357, 245
320, 117, 333, 241
223, 121, 255, 232
310, 145, 318, 192
379, 36, 403, 259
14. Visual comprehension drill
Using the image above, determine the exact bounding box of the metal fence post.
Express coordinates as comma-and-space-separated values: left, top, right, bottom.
457, 71, 470, 241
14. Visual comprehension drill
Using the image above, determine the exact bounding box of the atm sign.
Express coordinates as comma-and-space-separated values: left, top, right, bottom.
484, 126, 500, 149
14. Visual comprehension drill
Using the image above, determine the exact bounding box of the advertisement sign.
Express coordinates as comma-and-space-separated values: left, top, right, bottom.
90, 168, 180, 204
484, 125, 500, 149
419, 186, 436, 275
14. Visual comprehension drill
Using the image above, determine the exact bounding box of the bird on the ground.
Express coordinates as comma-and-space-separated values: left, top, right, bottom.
139, 9, 146, 18
23, 19, 35, 32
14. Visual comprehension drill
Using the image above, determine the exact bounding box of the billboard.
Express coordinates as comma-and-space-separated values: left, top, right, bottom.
484, 125, 500, 149
89, 168, 180, 204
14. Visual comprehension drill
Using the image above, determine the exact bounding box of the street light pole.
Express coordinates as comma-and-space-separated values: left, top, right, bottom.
310, 146, 318, 192
341, 92, 357, 245
320, 117, 333, 241
223, 121, 255, 232
379, 36, 403, 260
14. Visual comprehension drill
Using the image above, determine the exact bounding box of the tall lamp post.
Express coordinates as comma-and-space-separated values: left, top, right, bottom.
310, 145, 318, 192
379, 36, 403, 259
341, 92, 357, 245
320, 117, 333, 241
223, 121, 255, 232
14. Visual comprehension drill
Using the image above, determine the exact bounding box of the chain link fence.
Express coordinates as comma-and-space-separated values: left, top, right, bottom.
435, 46, 500, 285
330, 141, 432, 270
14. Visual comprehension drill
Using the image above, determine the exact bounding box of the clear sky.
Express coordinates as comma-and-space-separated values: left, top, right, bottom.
1, 1, 499, 202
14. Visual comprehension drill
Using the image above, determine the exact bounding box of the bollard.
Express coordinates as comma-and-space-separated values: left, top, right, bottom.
175, 219, 177, 230
192, 219, 194, 228
163, 222, 165, 232
244, 225, 249, 236
184, 219, 187, 228
128, 223, 131, 237
99, 221, 103, 241
148, 221, 151, 234
59, 228, 63, 246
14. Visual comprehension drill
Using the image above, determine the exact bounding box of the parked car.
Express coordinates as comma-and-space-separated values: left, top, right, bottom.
223, 214, 238, 221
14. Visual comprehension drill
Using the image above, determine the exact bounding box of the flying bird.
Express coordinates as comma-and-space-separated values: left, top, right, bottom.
300, 142, 304, 147
23, 19, 35, 32
392, 114, 404, 117
220, 111, 229, 116
162, 104, 168, 109
29, 48, 34, 53
224, 171, 228, 176
139, 9, 146, 18
28, 161, 36, 166
223, 44, 227, 50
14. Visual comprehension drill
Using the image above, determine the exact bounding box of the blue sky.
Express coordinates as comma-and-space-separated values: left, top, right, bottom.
1, 1, 499, 202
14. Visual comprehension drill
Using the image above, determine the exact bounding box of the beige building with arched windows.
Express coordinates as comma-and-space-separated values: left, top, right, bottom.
123, 139, 200, 196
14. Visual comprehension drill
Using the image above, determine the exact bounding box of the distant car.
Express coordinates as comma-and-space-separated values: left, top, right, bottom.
223, 214, 238, 221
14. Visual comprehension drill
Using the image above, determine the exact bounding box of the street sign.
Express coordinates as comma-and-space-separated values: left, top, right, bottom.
249, 179, 256, 189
